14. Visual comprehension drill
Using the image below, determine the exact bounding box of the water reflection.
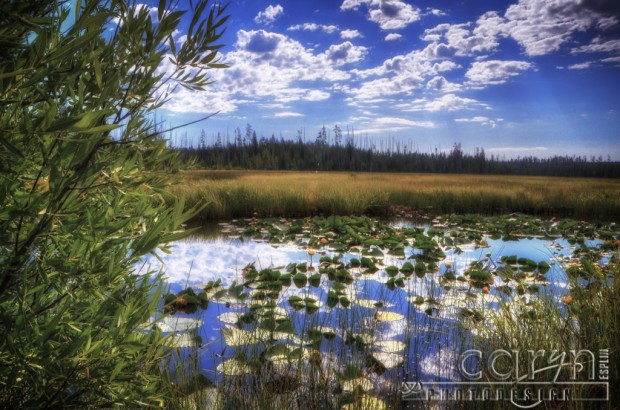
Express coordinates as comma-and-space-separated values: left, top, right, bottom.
140, 219, 609, 392
143, 237, 306, 290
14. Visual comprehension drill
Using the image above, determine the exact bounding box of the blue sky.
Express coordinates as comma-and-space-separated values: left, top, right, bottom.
152, 0, 620, 159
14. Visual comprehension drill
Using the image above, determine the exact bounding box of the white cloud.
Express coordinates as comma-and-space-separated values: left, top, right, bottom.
421, 12, 506, 57
341, 29, 363, 39
465, 60, 533, 88
601, 56, 620, 65
418, 0, 619, 61
345, 76, 420, 100
274, 112, 304, 118
375, 117, 436, 128
157, 29, 353, 113
425, 94, 487, 112
288, 23, 339, 34
342, 0, 421, 30
572, 37, 620, 54
454, 116, 502, 128
384, 33, 402, 41
426, 76, 462, 93
427, 8, 446, 17
254, 4, 284, 25
111, 3, 160, 26
369, 0, 421, 30
401, 94, 489, 112
158, 88, 240, 114
567, 61, 594, 69
305, 90, 331, 101
502, 0, 614, 56
325, 41, 368, 66
345, 45, 461, 103
340, 0, 371, 11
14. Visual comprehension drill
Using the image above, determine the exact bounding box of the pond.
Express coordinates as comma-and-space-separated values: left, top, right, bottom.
139, 215, 617, 406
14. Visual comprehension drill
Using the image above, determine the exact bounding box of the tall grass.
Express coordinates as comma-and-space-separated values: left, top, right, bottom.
169, 171, 620, 221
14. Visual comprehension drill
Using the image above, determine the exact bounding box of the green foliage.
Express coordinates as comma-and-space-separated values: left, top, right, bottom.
0, 0, 227, 407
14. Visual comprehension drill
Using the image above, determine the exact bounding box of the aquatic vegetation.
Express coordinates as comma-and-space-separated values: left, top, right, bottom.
153, 213, 619, 408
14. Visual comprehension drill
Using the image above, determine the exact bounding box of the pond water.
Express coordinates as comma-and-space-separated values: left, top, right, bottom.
138, 215, 616, 399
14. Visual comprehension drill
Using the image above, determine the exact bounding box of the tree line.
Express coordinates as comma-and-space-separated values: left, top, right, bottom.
172, 125, 620, 178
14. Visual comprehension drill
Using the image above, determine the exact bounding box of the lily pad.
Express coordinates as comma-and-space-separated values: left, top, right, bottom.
374, 311, 404, 322
216, 359, 252, 376
157, 317, 203, 333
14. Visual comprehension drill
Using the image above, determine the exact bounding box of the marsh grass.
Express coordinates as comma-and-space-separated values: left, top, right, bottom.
162, 258, 619, 409
170, 171, 620, 221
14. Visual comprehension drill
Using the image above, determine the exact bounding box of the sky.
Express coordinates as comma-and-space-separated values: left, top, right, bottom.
151, 0, 620, 159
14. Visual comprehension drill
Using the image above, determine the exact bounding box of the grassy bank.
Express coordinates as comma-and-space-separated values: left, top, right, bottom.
170, 170, 620, 221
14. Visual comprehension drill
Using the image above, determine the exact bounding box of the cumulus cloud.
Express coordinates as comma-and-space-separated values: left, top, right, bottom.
398, 94, 489, 112
345, 44, 461, 103
426, 76, 462, 93
369, 0, 421, 29
418, 0, 619, 61
254, 4, 284, 25
288, 23, 339, 34
422, 94, 488, 112
384, 33, 402, 41
340, 0, 372, 11
465, 60, 533, 88
305, 90, 331, 101
157, 29, 353, 113
239, 30, 285, 53
341, 0, 421, 30
325, 42, 368, 66
427, 8, 446, 17
421, 12, 506, 57
341, 29, 363, 39
157, 87, 240, 114
502, 0, 617, 56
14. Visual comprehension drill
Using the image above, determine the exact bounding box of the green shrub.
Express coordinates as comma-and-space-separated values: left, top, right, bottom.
0, 0, 227, 407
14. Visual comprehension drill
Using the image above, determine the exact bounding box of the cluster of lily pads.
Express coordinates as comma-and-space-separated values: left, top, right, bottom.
160, 214, 618, 407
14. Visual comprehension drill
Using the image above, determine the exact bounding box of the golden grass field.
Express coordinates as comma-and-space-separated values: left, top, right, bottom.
169, 170, 620, 221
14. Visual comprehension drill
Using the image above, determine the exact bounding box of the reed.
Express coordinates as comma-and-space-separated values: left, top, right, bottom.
169, 171, 620, 221
162, 256, 619, 409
